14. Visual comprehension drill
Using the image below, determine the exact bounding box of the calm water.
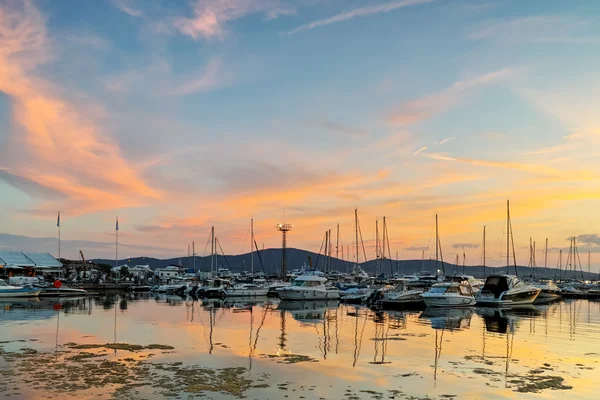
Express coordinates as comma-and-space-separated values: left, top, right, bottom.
1, 295, 599, 399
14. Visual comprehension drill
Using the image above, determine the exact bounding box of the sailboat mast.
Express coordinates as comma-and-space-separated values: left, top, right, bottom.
193, 241, 196, 273
544, 238, 548, 278
336, 223, 340, 270
506, 200, 510, 274
589, 251, 591, 276
328, 228, 332, 272
375, 219, 380, 275
529, 237, 533, 277
355, 209, 359, 269
483, 225, 486, 278
533, 240, 536, 279
210, 226, 215, 276
435, 214, 439, 266
463, 247, 466, 275
251, 218, 254, 276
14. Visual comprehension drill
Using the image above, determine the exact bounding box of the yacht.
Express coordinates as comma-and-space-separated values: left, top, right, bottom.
447, 275, 484, 293
225, 282, 268, 297
0, 279, 41, 298
531, 280, 561, 302
377, 279, 424, 309
421, 281, 476, 307
475, 275, 540, 306
277, 274, 340, 301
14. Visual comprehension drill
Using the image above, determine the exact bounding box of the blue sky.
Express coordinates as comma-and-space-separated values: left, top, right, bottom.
1, 0, 600, 271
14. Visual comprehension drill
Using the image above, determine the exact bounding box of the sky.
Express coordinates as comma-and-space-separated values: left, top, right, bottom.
1, 0, 600, 271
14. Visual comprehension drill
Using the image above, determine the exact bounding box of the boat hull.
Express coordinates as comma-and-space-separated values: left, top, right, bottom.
225, 288, 269, 297
38, 288, 87, 297
277, 289, 340, 301
476, 289, 540, 306
0, 288, 41, 298
421, 294, 476, 307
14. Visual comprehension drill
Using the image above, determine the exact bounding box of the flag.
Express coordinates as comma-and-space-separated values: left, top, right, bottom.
57, 211, 60, 227
116, 217, 119, 231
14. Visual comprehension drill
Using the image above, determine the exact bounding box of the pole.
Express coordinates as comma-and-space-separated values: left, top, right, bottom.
210, 226, 214, 276
57, 211, 61, 279
192, 241, 196, 273
355, 209, 359, 270
251, 218, 254, 277
435, 214, 439, 269
544, 238, 548, 278
328, 229, 332, 273
336, 223, 340, 270
506, 200, 510, 274
483, 225, 486, 278
115, 217, 119, 280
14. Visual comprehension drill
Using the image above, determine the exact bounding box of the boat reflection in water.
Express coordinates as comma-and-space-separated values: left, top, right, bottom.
277, 300, 339, 323
419, 307, 474, 331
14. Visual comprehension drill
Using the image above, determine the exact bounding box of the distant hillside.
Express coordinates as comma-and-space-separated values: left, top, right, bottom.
91, 247, 599, 280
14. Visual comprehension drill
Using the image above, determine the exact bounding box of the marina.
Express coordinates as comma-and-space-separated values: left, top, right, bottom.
1, 294, 598, 399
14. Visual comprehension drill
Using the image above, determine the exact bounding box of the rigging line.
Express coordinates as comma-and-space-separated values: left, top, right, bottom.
313, 233, 326, 271
509, 215, 518, 276
216, 238, 233, 271
357, 216, 368, 267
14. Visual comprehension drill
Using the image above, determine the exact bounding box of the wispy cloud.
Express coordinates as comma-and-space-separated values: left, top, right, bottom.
0, 1, 160, 215
452, 243, 479, 249
111, 0, 143, 17
412, 146, 428, 156
388, 68, 518, 125
405, 246, 428, 251
285, 0, 434, 35
174, 0, 295, 40
573, 234, 600, 246
469, 15, 600, 44
439, 137, 454, 145
172, 58, 234, 95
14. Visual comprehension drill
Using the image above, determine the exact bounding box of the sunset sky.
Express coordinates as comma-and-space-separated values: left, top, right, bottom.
1, 0, 600, 271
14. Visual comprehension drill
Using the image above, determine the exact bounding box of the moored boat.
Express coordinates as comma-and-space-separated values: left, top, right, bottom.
421, 281, 476, 307
277, 274, 340, 301
0, 279, 41, 298
476, 274, 540, 306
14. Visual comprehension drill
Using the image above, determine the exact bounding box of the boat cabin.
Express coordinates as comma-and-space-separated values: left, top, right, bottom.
480, 275, 524, 299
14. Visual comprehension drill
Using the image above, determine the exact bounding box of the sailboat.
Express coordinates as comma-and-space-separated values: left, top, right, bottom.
476, 201, 540, 306
532, 238, 561, 303
226, 219, 269, 297
421, 215, 476, 307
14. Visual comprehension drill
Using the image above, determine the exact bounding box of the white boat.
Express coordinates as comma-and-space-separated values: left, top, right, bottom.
277, 274, 340, 301
37, 287, 87, 297
421, 281, 476, 307
0, 279, 41, 298
378, 280, 424, 309
532, 281, 561, 302
225, 283, 269, 297
476, 274, 540, 306
447, 275, 484, 293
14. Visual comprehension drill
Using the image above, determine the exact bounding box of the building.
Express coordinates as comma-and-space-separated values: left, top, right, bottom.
0, 252, 62, 276
129, 265, 152, 278
154, 265, 184, 280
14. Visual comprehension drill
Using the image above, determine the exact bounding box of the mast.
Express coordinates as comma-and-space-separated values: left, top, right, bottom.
193, 241, 196, 273
375, 219, 380, 275
336, 223, 340, 270
210, 226, 215, 276
355, 209, 359, 270
483, 225, 486, 278
462, 247, 466, 275
533, 240, 536, 279
435, 214, 439, 268
544, 238, 548, 278
506, 200, 510, 274
328, 228, 332, 273
324, 230, 329, 273
529, 237, 533, 277
251, 218, 254, 276
57, 211, 61, 278
589, 251, 591, 276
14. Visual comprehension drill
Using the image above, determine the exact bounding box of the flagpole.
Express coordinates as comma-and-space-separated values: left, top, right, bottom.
115, 217, 119, 280
57, 211, 61, 279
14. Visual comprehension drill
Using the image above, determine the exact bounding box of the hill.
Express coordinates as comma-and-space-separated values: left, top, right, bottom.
91, 247, 598, 280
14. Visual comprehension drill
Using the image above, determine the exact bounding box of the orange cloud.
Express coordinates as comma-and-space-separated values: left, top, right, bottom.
0, 1, 160, 216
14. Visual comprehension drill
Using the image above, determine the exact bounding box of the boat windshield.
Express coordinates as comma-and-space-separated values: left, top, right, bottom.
428, 286, 447, 294
0, 280, 7, 287
292, 280, 321, 287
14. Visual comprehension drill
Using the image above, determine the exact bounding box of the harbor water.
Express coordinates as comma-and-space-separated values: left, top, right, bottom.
1, 295, 599, 399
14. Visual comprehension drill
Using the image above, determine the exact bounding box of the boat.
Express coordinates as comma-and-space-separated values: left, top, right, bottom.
277, 274, 340, 301
0, 279, 42, 298
476, 201, 540, 306
339, 287, 373, 304
377, 279, 424, 309
531, 281, 561, 303
226, 282, 269, 297
37, 287, 87, 297
476, 274, 540, 306
421, 281, 476, 307
267, 280, 289, 297
447, 275, 484, 293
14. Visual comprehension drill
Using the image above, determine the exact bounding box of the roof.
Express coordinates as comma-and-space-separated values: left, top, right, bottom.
0, 252, 61, 268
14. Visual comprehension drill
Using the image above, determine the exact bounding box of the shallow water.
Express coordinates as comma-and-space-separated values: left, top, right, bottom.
1, 294, 599, 399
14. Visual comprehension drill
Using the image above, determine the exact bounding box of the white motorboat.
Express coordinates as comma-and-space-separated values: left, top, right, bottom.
421, 281, 476, 307
447, 275, 484, 293
0, 279, 41, 298
277, 274, 340, 301
37, 287, 87, 297
531, 281, 561, 302
378, 280, 424, 309
475, 275, 540, 306
225, 282, 269, 297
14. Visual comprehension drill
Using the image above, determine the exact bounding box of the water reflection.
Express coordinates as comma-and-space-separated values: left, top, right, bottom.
1, 296, 598, 399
